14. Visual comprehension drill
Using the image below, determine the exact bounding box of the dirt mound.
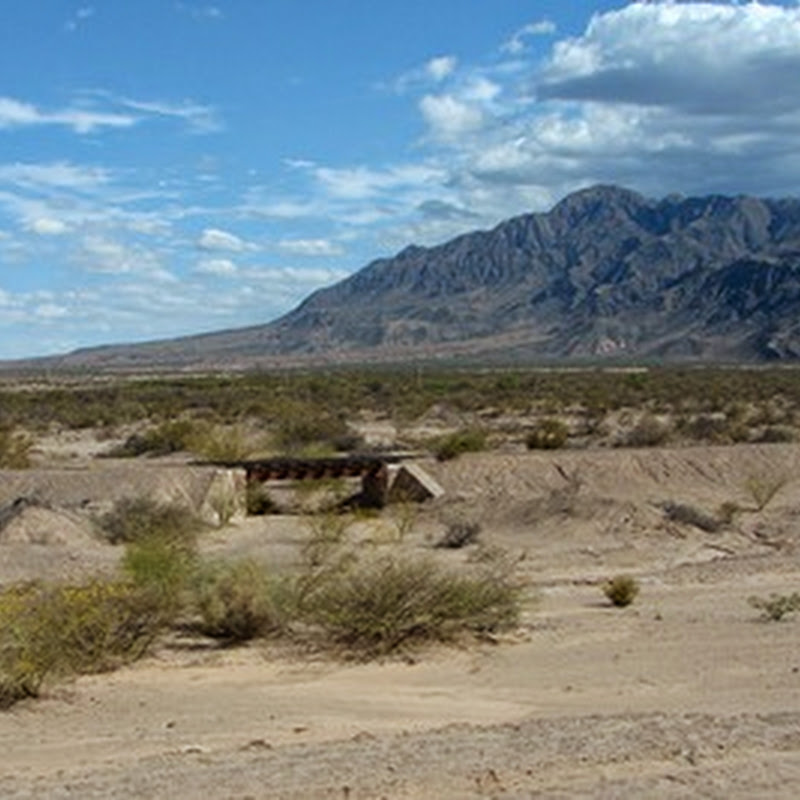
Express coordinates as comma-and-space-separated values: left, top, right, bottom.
0, 498, 100, 547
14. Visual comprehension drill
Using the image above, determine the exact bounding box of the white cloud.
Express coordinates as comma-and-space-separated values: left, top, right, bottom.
426, 56, 458, 82
314, 163, 442, 201
35, 303, 69, 319
112, 96, 221, 134
78, 235, 175, 280
419, 94, 485, 140
65, 6, 94, 32
0, 96, 134, 134
0, 161, 109, 190
197, 227, 253, 252
539, 2, 800, 116
27, 217, 69, 235
195, 258, 238, 276
502, 20, 557, 54
278, 238, 344, 257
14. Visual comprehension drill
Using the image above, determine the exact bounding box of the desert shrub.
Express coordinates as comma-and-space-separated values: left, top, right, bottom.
526, 418, 569, 450
193, 559, 293, 641
748, 592, 800, 622
431, 428, 486, 461
302, 556, 519, 656
602, 575, 640, 607
272, 408, 352, 455
435, 520, 482, 549
662, 501, 722, 533
121, 530, 198, 624
109, 419, 198, 458
98, 497, 200, 546
388, 501, 418, 542
301, 509, 354, 567
756, 425, 797, 444
617, 415, 671, 448
245, 481, 279, 515
678, 413, 744, 444
0, 426, 32, 469
184, 421, 257, 461
0, 579, 163, 708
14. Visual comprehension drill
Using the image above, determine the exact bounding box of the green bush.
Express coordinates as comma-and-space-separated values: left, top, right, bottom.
302, 556, 519, 656
617, 415, 671, 448
526, 418, 569, 450
193, 559, 292, 641
0, 426, 32, 468
748, 592, 800, 622
109, 419, 198, 457
602, 575, 640, 607
662, 501, 722, 533
431, 428, 486, 461
0, 579, 163, 709
98, 497, 200, 547
245, 481, 279, 515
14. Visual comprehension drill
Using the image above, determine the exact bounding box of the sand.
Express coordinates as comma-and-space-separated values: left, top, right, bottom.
2, 443, 800, 798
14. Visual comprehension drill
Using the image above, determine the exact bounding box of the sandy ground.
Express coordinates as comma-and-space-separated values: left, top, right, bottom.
2, 443, 800, 797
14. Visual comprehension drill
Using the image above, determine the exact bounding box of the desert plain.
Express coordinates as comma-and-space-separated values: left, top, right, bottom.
2, 406, 800, 798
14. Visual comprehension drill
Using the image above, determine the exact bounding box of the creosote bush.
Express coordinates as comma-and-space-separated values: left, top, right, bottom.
603, 575, 640, 607
435, 520, 482, 549
0, 579, 164, 709
0, 426, 32, 469
526, 418, 569, 450
98, 497, 200, 547
748, 592, 800, 622
617, 414, 671, 448
193, 559, 293, 642
301, 556, 519, 656
431, 428, 486, 461
661, 501, 722, 533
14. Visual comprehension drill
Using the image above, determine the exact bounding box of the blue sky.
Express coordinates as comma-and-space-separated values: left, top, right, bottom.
2, 1, 800, 358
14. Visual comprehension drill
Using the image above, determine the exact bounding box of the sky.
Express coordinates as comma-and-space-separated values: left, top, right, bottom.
2, 1, 800, 359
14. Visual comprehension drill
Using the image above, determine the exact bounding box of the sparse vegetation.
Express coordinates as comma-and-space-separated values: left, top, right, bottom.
617, 414, 671, 448
193, 559, 293, 641
431, 428, 486, 461
603, 575, 640, 607
0, 579, 165, 708
300, 556, 519, 656
0, 425, 32, 468
435, 520, 482, 549
98, 497, 200, 546
526, 418, 569, 450
662, 501, 722, 533
748, 592, 800, 622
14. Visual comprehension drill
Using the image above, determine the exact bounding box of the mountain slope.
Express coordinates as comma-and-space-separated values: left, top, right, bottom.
38, 185, 800, 368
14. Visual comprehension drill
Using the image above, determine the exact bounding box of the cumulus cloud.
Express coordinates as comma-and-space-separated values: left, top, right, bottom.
197, 227, 253, 252
538, 2, 800, 116
419, 94, 486, 140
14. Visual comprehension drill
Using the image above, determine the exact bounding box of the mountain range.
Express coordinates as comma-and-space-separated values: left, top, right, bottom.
28, 184, 800, 369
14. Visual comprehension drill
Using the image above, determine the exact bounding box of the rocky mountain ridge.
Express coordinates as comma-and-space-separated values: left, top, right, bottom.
26, 185, 800, 369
